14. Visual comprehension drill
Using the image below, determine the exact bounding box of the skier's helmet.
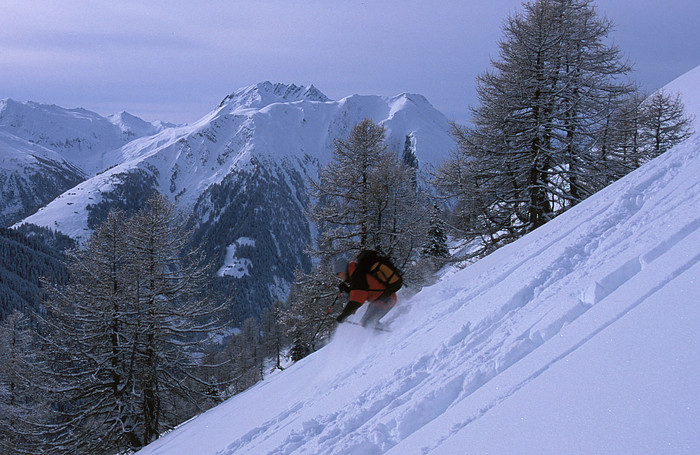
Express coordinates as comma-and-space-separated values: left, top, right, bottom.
332, 258, 348, 275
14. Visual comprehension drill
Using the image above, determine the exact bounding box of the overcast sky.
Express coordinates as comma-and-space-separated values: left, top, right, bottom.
1, 0, 698, 124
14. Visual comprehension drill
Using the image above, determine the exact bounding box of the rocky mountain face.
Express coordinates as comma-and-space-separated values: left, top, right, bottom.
0, 131, 86, 227
5, 83, 455, 321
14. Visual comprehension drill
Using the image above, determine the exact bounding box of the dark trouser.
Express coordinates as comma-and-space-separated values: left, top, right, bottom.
360, 300, 393, 327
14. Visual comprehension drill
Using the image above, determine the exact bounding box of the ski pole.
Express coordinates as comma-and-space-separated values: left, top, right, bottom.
327, 292, 341, 313
311, 293, 341, 344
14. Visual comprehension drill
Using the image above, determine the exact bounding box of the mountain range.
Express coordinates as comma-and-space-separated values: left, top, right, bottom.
1, 82, 455, 320
0, 98, 175, 227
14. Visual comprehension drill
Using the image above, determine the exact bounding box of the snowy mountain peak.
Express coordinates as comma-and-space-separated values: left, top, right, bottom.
0, 98, 101, 123
107, 111, 175, 139
108, 110, 150, 127
218, 82, 330, 112
0, 99, 172, 176
388, 92, 431, 107
16, 83, 456, 238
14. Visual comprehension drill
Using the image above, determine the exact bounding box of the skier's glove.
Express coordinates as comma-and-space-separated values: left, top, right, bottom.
338, 282, 350, 293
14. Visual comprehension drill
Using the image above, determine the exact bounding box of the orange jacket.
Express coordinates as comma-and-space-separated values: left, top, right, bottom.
347, 261, 397, 309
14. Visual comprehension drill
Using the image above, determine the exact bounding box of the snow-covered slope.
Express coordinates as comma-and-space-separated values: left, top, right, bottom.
136, 68, 700, 454
0, 99, 170, 176
0, 131, 86, 226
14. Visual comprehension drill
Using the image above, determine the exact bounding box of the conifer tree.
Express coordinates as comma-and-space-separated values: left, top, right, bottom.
282, 266, 338, 358
592, 89, 693, 190
120, 193, 223, 445
261, 302, 286, 371
422, 205, 450, 259
639, 89, 694, 160
402, 134, 419, 190
37, 194, 225, 453
438, 0, 635, 251
309, 118, 426, 262
0, 311, 46, 454
228, 318, 264, 392
38, 210, 141, 452
593, 91, 646, 188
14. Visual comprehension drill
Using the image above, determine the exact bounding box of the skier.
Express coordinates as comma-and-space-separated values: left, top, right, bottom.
332, 250, 401, 327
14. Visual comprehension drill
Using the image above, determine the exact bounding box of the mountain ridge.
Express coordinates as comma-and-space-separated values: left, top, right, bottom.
0, 98, 171, 175
14, 82, 454, 237
0, 130, 87, 226
218, 82, 331, 111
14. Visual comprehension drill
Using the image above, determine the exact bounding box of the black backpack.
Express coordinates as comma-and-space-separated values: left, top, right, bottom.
353, 250, 403, 298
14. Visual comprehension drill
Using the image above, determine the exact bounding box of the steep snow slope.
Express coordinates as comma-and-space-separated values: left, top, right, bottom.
137, 68, 700, 454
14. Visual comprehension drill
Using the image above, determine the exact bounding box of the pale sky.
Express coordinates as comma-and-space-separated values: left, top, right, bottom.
1, 0, 698, 124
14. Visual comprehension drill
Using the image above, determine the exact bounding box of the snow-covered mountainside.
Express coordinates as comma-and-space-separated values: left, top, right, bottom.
136, 67, 700, 454
0, 99, 173, 226
16, 82, 455, 319
0, 131, 86, 226
107, 111, 177, 142
0, 99, 170, 176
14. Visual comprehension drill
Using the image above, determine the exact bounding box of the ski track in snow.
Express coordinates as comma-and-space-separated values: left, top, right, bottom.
417, 234, 700, 454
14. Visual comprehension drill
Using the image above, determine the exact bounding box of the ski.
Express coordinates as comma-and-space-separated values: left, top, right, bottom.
341, 320, 392, 332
